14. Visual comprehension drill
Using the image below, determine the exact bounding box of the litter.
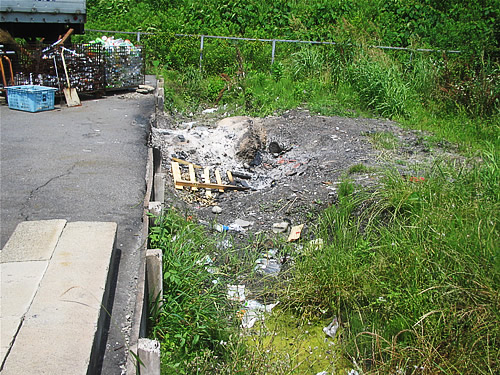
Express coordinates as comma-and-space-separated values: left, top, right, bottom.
215, 223, 245, 233
272, 221, 289, 233
241, 300, 279, 329
227, 284, 246, 302
305, 238, 324, 253
216, 238, 232, 250
288, 224, 304, 242
255, 257, 281, 275
323, 316, 339, 339
197, 255, 213, 265
202, 107, 217, 114
215, 224, 229, 232
171, 159, 249, 193
233, 219, 254, 228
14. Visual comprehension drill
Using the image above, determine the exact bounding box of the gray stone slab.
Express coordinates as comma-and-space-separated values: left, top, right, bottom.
1, 220, 66, 262
0, 317, 19, 364
1, 261, 49, 363
1, 221, 117, 375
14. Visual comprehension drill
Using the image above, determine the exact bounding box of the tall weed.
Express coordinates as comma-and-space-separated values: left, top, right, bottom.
148, 209, 235, 371
285, 155, 500, 373
349, 51, 411, 118
290, 46, 325, 80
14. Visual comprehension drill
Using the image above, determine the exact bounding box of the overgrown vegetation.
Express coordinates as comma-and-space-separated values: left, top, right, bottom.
89, 1, 500, 373
286, 152, 500, 373
148, 212, 234, 372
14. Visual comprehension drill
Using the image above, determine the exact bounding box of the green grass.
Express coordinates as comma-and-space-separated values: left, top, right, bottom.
365, 131, 400, 150
283, 149, 500, 374
148, 210, 236, 373
348, 163, 376, 174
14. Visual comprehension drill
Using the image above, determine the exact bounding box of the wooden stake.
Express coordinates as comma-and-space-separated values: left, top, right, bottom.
203, 167, 212, 198
171, 157, 202, 169
173, 180, 248, 191
215, 169, 224, 192
171, 162, 183, 190
188, 164, 197, 191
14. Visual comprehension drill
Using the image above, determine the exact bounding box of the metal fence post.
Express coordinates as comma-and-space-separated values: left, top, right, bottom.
137, 32, 141, 43
199, 35, 205, 71
271, 39, 276, 66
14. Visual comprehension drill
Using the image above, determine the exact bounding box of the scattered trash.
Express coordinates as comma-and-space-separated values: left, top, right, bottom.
288, 224, 304, 242
212, 206, 222, 214
216, 238, 232, 250
202, 107, 217, 114
206, 267, 219, 274
255, 257, 281, 275
250, 151, 263, 166
197, 255, 213, 266
347, 370, 359, 375
316, 372, 330, 375
272, 222, 289, 233
231, 170, 253, 179
233, 219, 254, 228
268, 141, 283, 154
323, 316, 339, 340
227, 285, 246, 302
136, 84, 154, 94
409, 176, 425, 182
215, 224, 230, 232
306, 238, 324, 253
240, 300, 279, 329
229, 223, 245, 232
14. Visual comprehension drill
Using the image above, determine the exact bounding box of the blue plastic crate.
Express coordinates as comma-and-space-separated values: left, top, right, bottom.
6, 85, 57, 113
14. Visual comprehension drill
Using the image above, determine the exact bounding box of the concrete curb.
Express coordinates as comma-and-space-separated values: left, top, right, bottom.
1, 221, 117, 375
126, 77, 165, 374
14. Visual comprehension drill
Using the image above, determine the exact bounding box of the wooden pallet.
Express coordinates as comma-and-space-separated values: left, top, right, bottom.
171, 159, 249, 196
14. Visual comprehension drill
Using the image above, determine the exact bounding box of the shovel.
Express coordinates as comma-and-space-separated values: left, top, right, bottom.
60, 50, 80, 107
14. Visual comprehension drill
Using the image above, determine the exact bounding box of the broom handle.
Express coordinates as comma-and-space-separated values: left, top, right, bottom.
60, 51, 71, 89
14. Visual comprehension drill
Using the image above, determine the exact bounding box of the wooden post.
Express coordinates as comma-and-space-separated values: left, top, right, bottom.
137, 338, 161, 375
146, 249, 163, 307
203, 167, 212, 198
148, 201, 162, 227
188, 164, 198, 191
153, 173, 166, 203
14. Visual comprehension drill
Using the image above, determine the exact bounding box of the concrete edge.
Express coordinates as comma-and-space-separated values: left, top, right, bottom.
126, 77, 164, 374
126, 147, 154, 374
89, 226, 118, 375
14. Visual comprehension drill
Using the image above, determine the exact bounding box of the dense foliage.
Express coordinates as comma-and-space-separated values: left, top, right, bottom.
88, 0, 499, 57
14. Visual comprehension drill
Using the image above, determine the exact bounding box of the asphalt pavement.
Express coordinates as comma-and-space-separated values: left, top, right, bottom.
0, 78, 155, 374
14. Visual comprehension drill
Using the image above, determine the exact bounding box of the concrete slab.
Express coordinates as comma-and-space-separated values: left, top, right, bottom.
1, 261, 49, 363
1, 220, 66, 262
0, 317, 20, 364
1, 221, 117, 375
